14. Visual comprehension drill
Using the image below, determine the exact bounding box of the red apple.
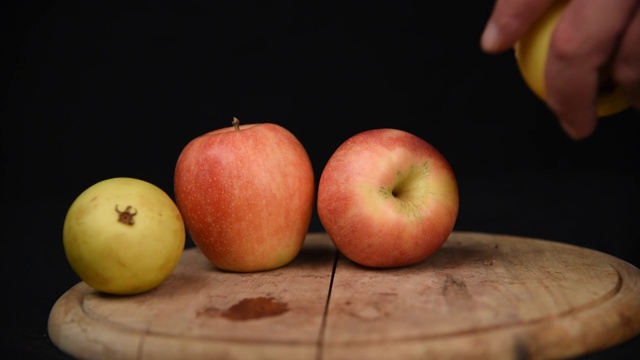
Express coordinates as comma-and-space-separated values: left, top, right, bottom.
317, 128, 459, 268
174, 118, 315, 272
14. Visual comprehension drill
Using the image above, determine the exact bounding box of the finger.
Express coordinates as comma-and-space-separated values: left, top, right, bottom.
481, 0, 556, 53
545, 0, 639, 139
613, 5, 640, 111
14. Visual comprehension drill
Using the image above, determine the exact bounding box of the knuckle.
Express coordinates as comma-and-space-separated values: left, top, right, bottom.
612, 60, 640, 89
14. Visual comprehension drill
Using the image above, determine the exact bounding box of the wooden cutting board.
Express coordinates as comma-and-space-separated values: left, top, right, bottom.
48, 232, 640, 360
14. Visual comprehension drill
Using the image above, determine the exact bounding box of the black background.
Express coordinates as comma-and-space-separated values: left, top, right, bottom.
2, 1, 639, 358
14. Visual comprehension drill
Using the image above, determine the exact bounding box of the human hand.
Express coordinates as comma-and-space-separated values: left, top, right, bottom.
481, 0, 640, 140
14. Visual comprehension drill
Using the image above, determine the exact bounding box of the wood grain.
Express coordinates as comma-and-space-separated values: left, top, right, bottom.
48, 232, 640, 360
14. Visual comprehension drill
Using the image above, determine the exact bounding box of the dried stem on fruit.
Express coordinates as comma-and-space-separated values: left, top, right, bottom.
115, 205, 137, 225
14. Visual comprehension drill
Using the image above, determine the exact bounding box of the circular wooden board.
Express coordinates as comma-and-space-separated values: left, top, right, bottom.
48, 232, 640, 359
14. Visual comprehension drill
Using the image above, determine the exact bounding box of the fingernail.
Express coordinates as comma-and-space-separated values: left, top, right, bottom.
559, 121, 581, 140
481, 22, 499, 52
559, 119, 595, 140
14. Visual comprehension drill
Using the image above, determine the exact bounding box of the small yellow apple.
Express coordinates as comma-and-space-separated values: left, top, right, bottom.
514, 0, 630, 117
63, 177, 185, 295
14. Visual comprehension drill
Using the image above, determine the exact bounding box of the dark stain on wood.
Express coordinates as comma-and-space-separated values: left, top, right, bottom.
514, 337, 531, 360
442, 274, 470, 298
220, 297, 289, 321
442, 274, 474, 311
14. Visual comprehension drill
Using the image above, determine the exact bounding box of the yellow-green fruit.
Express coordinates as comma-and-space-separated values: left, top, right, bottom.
514, 0, 630, 117
63, 177, 185, 295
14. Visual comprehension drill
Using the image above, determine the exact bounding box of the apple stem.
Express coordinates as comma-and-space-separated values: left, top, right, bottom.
232, 117, 240, 131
